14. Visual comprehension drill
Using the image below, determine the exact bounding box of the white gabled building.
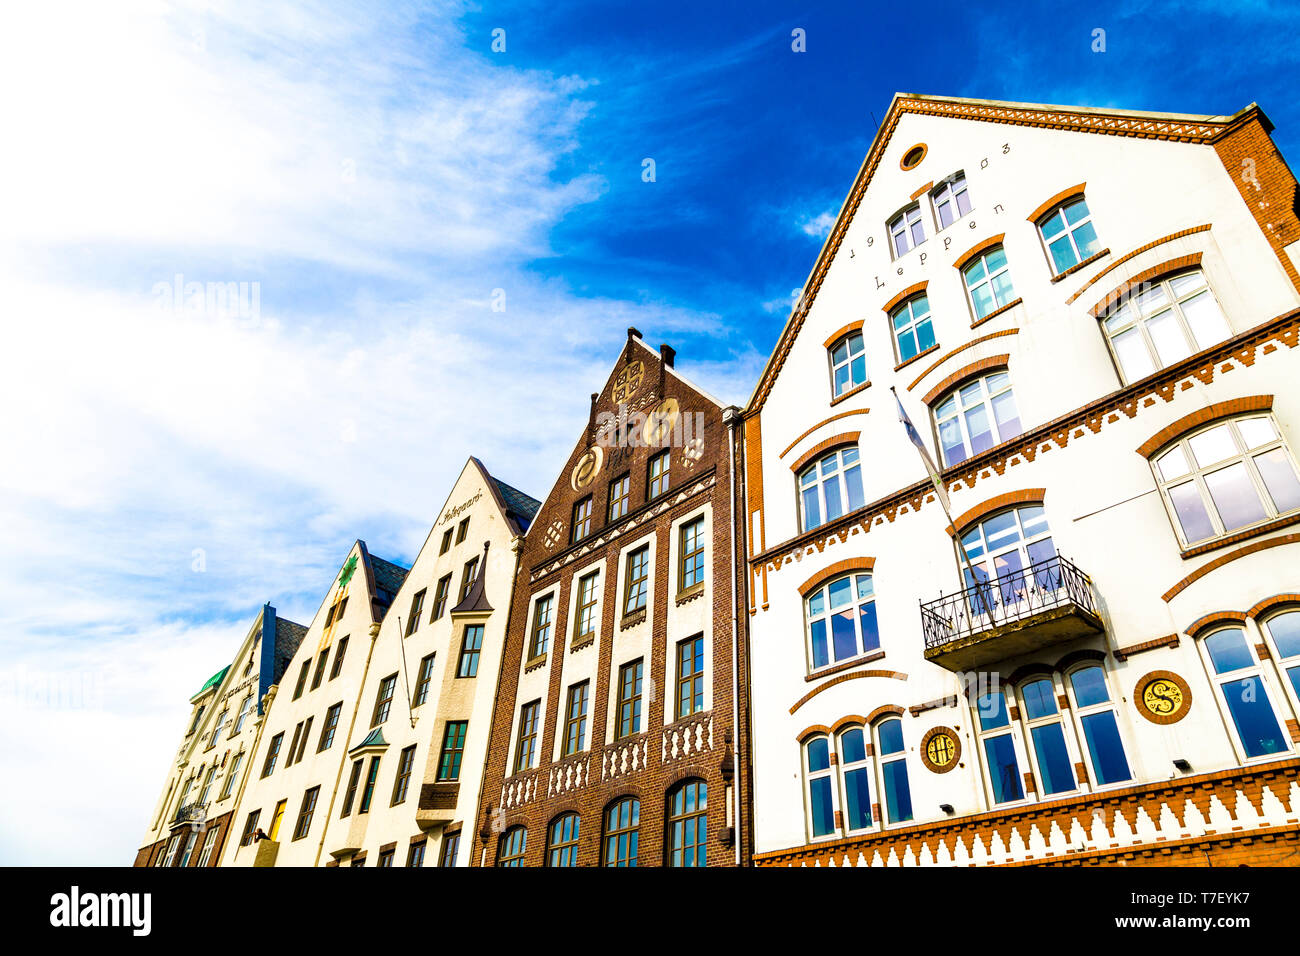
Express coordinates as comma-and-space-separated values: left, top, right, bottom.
741, 94, 1300, 867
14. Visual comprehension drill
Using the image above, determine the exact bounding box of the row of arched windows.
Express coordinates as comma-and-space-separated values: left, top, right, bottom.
497, 778, 708, 867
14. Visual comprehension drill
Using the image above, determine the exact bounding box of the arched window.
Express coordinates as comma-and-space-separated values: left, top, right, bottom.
1102, 270, 1230, 383
802, 734, 835, 839
1066, 665, 1132, 786
829, 330, 867, 397
233, 695, 254, 734
666, 779, 707, 867
498, 826, 527, 867
798, 447, 865, 532
1198, 626, 1290, 760
602, 797, 640, 867
933, 370, 1022, 467
547, 813, 580, 867
962, 245, 1014, 320
1152, 415, 1300, 548
1037, 196, 1100, 274
837, 725, 874, 834
875, 718, 913, 824
973, 686, 1025, 805
888, 202, 926, 257
1018, 677, 1077, 796
804, 572, 879, 673
959, 505, 1057, 606
889, 292, 936, 364
932, 172, 971, 229
1261, 608, 1300, 703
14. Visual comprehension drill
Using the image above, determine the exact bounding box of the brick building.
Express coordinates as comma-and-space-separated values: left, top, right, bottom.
742, 94, 1300, 868
474, 331, 748, 866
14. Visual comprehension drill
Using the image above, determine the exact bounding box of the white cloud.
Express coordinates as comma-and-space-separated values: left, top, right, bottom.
798, 209, 837, 238
0, 0, 746, 864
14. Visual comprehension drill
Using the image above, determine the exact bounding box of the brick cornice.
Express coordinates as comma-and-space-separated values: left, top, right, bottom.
866, 704, 905, 723
796, 723, 832, 742
953, 233, 1007, 271
1185, 610, 1248, 637
881, 280, 929, 316
1025, 182, 1086, 224
948, 488, 1046, 537
790, 432, 861, 475
1247, 592, 1300, 620
798, 557, 877, 597
1088, 252, 1205, 317
1135, 395, 1273, 458
823, 320, 865, 350
831, 715, 870, 735
921, 354, 1011, 407
1067, 224, 1212, 304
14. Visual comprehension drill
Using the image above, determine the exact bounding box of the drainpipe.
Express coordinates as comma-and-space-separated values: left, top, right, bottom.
724, 405, 744, 866
313, 620, 382, 867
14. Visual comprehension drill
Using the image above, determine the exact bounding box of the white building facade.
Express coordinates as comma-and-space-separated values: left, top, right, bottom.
742, 95, 1300, 867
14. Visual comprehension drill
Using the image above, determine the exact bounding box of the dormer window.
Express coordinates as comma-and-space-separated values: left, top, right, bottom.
888, 203, 926, 257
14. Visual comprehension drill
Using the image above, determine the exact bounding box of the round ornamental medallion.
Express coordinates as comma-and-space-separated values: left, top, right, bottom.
612, 361, 644, 404
920, 726, 961, 773
542, 519, 565, 550
642, 397, 680, 447
1134, 670, 1192, 725
570, 446, 603, 491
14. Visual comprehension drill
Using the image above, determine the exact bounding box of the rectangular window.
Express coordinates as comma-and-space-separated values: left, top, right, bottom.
286, 722, 303, 768
268, 800, 286, 841
932, 172, 971, 229
412, 653, 436, 706
933, 371, 1022, 468
294, 716, 313, 764
456, 516, 470, 544
359, 757, 381, 814
563, 682, 589, 756
624, 545, 649, 615
340, 760, 363, 817
405, 589, 426, 636
528, 594, 554, 659
608, 474, 631, 521
676, 635, 704, 719
372, 673, 398, 727
196, 826, 220, 866
292, 659, 311, 700
310, 650, 329, 690
574, 571, 599, 643
439, 528, 453, 554
407, 840, 426, 867
329, 635, 349, 680
431, 574, 452, 621
617, 660, 643, 739
572, 496, 593, 543
318, 702, 342, 751
829, 331, 868, 398
648, 450, 670, 499
220, 752, 243, 799
439, 831, 460, 867
438, 720, 468, 781
963, 246, 1015, 321
514, 701, 540, 773
1103, 270, 1231, 384
460, 557, 479, 601
1038, 196, 1101, 275
392, 745, 417, 805
458, 625, 483, 678
292, 786, 320, 841
261, 732, 284, 777
377, 848, 395, 867
679, 517, 705, 592
240, 809, 261, 846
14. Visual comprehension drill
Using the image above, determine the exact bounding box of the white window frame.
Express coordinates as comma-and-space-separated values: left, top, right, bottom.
873, 717, 913, 827
797, 446, 865, 533
889, 293, 935, 365
828, 330, 867, 398
971, 686, 1032, 808
1260, 608, 1300, 720
803, 572, 879, 674
801, 733, 837, 842
1016, 675, 1080, 799
932, 370, 1021, 468
1062, 663, 1134, 791
962, 246, 1015, 321
1036, 196, 1101, 275
931, 171, 971, 229
232, 695, 253, 734
888, 202, 927, 257
196, 826, 220, 867
220, 751, 244, 800
1101, 269, 1231, 384
1195, 624, 1294, 764
1151, 414, 1300, 549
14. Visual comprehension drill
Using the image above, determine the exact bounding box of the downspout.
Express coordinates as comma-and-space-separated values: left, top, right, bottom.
725, 406, 743, 867
313, 620, 382, 867
470, 532, 525, 867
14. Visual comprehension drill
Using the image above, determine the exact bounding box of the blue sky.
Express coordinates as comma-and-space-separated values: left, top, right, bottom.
0, 0, 1295, 865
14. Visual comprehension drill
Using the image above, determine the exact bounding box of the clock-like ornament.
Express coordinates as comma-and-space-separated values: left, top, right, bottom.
571, 446, 603, 491
642, 397, 679, 447
920, 726, 961, 773
1134, 670, 1192, 725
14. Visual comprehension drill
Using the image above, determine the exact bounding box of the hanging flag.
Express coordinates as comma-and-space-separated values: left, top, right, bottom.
891, 385, 952, 517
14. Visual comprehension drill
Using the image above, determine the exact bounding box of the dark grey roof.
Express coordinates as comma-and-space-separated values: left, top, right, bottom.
368, 555, 410, 596
272, 617, 308, 684
492, 477, 541, 532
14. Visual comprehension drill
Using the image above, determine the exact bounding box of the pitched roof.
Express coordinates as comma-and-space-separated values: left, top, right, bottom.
194, 665, 230, 698
367, 554, 410, 597
493, 477, 542, 531
744, 93, 1265, 414
349, 727, 388, 753
451, 541, 494, 615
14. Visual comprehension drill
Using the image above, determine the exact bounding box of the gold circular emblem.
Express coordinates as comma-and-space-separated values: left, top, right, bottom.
920, 726, 961, 773
642, 397, 679, 447
612, 361, 644, 404
570, 446, 603, 491
1135, 670, 1192, 725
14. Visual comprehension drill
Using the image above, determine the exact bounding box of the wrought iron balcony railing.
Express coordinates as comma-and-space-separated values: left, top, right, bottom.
172, 802, 208, 826
921, 555, 1098, 655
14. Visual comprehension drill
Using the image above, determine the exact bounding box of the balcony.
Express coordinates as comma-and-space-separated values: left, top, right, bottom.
921, 555, 1103, 671
171, 802, 208, 828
